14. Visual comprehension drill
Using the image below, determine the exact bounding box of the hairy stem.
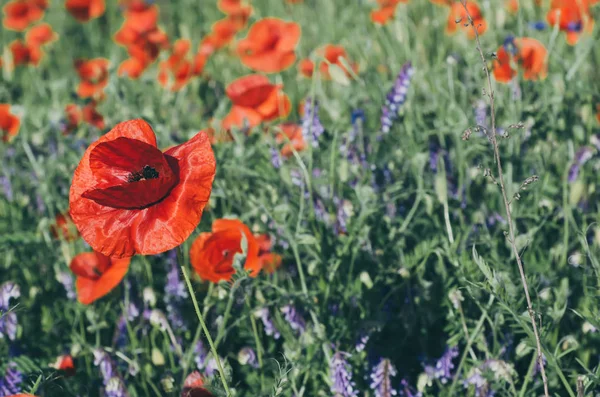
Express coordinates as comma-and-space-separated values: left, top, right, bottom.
458, 1, 549, 395
180, 262, 231, 396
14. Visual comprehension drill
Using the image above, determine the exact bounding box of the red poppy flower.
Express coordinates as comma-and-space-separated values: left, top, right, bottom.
118, 57, 146, 79
50, 212, 80, 241
222, 74, 291, 130
82, 101, 105, 129
190, 219, 261, 283
69, 251, 131, 304
65, 0, 105, 22
63, 104, 83, 135
274, 123, 305, 157
298, 58, 314, 78
25, 23, 58, 47
596, 104, 600, 124
2, 0, 47, 31
75, 58, 110, 99
370, 0, 407, 25
0, 104, 20, 143
255, 234, 282, 274
9, 39, 43, 67
547, 0, 595, 45
182, 371, 213, 397
206, 18, 240, 50
236, 18, 301, 73
157, 38, 194, 91
446, 1, 487, 39
492, 37, 547, 83
51, 354, 76, 377
300, 45, 358, 80
69, 119, 216, 258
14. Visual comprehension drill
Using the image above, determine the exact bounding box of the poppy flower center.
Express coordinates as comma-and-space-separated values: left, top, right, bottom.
127, 165, 159, 182
81, 137, 180, 209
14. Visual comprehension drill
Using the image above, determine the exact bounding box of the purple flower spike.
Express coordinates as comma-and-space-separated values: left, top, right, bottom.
302, 98, 325, 148
434, 346, 459, 384
568, 146, 595, 183
281, 304, 306, 334
255, 308, 280, 339
330, 351, 358, 397
93, 349, 129, 397
0, 363, 23, 396
0, 282, 20, 341
399, 379, 422, 397
238, 347, 259, 368
370, 358, 397, 397
380, 62, 414, 135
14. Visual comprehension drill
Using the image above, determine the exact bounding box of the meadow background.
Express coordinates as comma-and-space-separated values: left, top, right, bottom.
1, 0, 600, 396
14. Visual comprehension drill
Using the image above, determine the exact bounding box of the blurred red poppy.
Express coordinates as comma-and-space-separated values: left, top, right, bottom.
222, 74, 291, 130
75, 58, 110, 99
0, 104, 20, 142
25, 23, 58, 47
274, 123, 305, 157
69, 119, 216, 258
492, 37, 547, 83
446, 1, 487, 39
157, 38, 194, 91
255, 234, 282, 274
51, 212, 80, 241
82, 101, 105, 129
299, 44, 358, 80
10, 39, 42, 67
69, 251, 131, 304
2, 0, 47, 31
371, 0, 407, 25
547, 0, 596, 45
182, 371, 213, 397
65, 0, 105, 22
236, 18, 301, 73
114, 1, 169, 78
63, 104, 83, 135
51, 354, 76, 377
190, 219, 261, 283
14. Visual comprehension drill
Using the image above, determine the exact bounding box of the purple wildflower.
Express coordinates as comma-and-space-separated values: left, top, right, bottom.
301, 98, 324, 148
0, 363, 23, 395
93, 349, 129, 397
281, 304, 306, 334
370, 358, 397, 397
270, 147, 282, 169
355, 334, 370, 353
255, 308, 280, 339
334, 197, 351, 235
290, 169, 303, 187
568, 147, 595, 182
380, 62, 414, 135
0, 175, 12, 201
486, 213, 507, 228
194, 341, 221, 377
57, 271, 77, 300
330, 352, 358, 397
529, 21, 547, 30
0, 282, 20, 341
399, 379, 422, 397
238, 347, 259, 368
194, 341, 208, 370
464, 370, 494, 397
434, 346, 459, 384
164, 250, 187, 330
474, 99, 487, 129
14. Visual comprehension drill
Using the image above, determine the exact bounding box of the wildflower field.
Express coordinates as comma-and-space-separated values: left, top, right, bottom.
1, 0, 600, 396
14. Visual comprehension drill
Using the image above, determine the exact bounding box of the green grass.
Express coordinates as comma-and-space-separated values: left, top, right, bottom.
1, 0, 600, 396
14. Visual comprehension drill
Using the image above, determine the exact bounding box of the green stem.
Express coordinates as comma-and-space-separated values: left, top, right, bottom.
448, 295, 494, 396
519, 351, 538, 397
180, 264, 231, 396
215, 281, 239, 347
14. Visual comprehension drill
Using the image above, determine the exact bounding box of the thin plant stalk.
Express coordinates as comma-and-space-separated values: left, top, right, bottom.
180, 261, 231, 396
457, 1, 549, 395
